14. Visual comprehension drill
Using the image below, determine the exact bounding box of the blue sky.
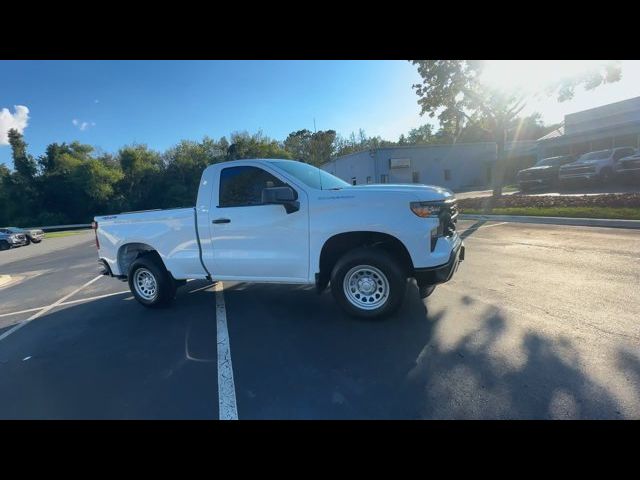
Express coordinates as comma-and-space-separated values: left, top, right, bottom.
2, 60, 639, 167
0, 60, 426, 166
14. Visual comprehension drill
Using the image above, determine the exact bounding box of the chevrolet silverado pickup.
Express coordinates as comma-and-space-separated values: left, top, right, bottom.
94, 159, 464, 318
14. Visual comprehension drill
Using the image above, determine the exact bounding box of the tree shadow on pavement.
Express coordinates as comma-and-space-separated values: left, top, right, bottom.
460, 220, 487, 240
410, 296, 627, 419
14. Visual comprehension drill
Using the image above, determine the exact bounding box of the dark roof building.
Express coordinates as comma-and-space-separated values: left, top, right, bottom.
537, 96, 640, 159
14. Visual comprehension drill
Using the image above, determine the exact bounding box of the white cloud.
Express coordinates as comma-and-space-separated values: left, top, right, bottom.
0, 105, 30, 146
72, 118, 96, 131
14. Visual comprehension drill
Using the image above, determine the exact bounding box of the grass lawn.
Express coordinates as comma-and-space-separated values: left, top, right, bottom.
44, 229, 92, 238
461, 206, 640, 220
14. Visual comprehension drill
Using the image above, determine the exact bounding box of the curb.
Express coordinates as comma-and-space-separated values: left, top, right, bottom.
0, 275, 12, 287
459, 214, 640, 230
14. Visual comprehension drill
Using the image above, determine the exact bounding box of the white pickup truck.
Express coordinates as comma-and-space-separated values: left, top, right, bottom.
94, 159, 464, 318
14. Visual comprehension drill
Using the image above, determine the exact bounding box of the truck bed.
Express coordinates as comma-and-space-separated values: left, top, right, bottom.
95, 207, 209, 279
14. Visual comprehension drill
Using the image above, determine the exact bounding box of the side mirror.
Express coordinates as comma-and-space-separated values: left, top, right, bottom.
261, 186, 299, 214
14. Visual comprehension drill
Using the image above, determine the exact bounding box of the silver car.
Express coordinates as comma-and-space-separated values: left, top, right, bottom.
0, 227, 45, 245
0, 230, 29, 250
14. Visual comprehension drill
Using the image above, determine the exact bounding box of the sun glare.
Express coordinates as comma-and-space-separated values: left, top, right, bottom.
480, 60, 613, 93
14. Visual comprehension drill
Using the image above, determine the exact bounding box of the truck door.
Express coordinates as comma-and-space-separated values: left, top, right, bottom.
204, 164, 310, 282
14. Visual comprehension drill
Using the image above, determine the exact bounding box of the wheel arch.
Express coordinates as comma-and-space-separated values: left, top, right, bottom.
117, 242, 168, 277
317, 231, 413, 292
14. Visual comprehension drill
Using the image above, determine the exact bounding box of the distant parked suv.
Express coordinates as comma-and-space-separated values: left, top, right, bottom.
559, 147, 637, 185
0, 230, 29, 250
516, 155, 576, 192
0, 227, 45, 245
614, 150, 640, 181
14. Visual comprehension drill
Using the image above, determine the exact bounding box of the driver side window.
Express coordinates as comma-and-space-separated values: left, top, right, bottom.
219, 166, 289, 207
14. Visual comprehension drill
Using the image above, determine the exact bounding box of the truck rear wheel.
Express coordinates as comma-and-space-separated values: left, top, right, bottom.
128, 255, 176, 308
330, 247, 406, 319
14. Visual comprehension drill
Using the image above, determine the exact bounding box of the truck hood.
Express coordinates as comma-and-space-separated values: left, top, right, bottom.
338, 184, 455, 201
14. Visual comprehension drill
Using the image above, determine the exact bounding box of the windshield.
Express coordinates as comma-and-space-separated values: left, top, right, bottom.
268, 161, 350, 190
578, 150, 611, 162
534, 157, 562, 167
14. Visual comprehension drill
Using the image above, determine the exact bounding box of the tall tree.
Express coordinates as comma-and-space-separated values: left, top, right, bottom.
284, 129, 313, 162
308, 129, 337, 166
411, 60, 622, 198
406, 124, 435, 144
8, 129, 37, 180
117, 144, 163, 211
0, 164, 11, 225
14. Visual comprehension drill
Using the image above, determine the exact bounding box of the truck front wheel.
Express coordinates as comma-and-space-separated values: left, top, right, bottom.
128, 256, 176, 308
330, 247, 406, 319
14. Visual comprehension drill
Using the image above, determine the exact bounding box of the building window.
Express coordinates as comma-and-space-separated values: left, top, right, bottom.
444, 169, 452, 181
412, 172, 420, 183
351, 177, 357, 185
366, 176, 372, 184
380, 174, 388, 184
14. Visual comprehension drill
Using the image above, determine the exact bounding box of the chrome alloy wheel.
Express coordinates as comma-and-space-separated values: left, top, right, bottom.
133, 267, 158, 301
343, 264, 389, 310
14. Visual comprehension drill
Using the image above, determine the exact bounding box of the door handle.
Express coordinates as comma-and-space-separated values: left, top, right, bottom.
212, 218, 231, 224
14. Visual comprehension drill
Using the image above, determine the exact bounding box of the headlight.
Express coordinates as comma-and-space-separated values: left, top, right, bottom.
410, 201, 441, 218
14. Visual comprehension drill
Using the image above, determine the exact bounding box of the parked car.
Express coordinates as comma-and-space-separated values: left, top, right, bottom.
516, 155, 576, 192
614, 151, 640, 181
559, 147, 637, 185
0, 230, 29, 250
94, 159, 464, 319
0, 226, 45, 244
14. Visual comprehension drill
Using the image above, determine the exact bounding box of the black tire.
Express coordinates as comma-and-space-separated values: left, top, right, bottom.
330, 247, 406, 319
418, 284, 436, 299
0, 241, 9, 251
128, 255, 176, 308
24, 237, 31, 245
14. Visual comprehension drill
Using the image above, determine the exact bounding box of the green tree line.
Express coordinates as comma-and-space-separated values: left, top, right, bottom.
0, 116, 555, 227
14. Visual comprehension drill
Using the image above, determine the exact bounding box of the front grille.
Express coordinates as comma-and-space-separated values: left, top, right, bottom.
621, 159, 640, 168
428, 199, 458, 252
440, 201, 458, 237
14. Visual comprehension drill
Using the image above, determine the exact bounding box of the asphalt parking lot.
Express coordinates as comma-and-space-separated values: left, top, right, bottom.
1, 222, 639, 419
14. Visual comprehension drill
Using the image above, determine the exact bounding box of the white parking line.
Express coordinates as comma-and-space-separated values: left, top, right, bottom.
0, 274, 103, 342
215, 281, 238, 420
188, 282, 216, 294
0, 290, 131, 320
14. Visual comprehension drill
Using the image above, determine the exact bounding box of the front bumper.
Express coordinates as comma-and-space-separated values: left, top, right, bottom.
414, 240, 465, 286
9, 239, 28, 247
